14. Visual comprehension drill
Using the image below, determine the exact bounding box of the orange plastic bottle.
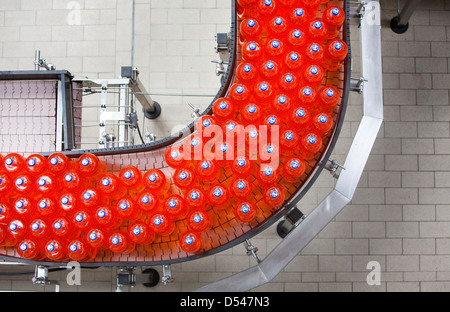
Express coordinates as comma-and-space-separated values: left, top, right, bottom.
59, 193, 79, 215
118, 166, 145, 196
290, 106, 312, 131
285, 51, 304, 71
254, 81, 274, 101
47, 153, 73, 175
195, 159, 220, 183
30, 218, 50, 239
280, 130, 300, 156
14, 174, 35, 196
108, 231, 135, 254
0, 173, 12, 196
298, 85, 317, 106
148, 213, 175, 236
52, 217, 75, 239
95, 205, 123, 230
263, 185, 286, 210
318, 85, 341, 112
179, 231, 203, 254
305, 42, 325, 66
287, 29, 307, 49
128, 221, 155, 246
241, 103, 262, 125
307, 19, 328, 43
13, 197, 36, 220
236, 62, 258, 83
0, 202, 13, 225
185, 187, 207, 210
214, 142, 234, 168
312, 112, 334, 135
77, 153, 106, 180
4, 153, 25, 177
290, 7, 309, 26
36, 173, 59, 196
136, 191, 159, 214
196, 115, 218, 135
258, 0, 277, 17
164, 194, 188, 220
212, 97, 235, 122
240, 18, 262, 41
45, 239, 68, 261
17, 238, 45, 260
260, 142, 280, 165
230, 83, 250, 103
323, 39, 348, 71
283, 157, 307, 183
207, 184, 230, 210
268, 16, 288, 35
303, 65, 325, 89
246, 126, 259, 160
25, 154, 47, 177
230, 177, 253, 199
231, 156, 253, 177
322, 6, 346, 39
73, 210, 94, 231
68, 239, 97, 261
300, 133, 323, 160
114, 197, 142, 221
86, 228, 109, 250
164, 145, 186, 169
257, 164, 279, 186
184, 133, 205, 162
265, 39, 285, 59
187, 210, 210, 233
234, 201, 257, 223
98, 173, 127, 201
173, 167, 196, 190
272, 94, 292, 116
62, 170, 86, 194
279, 74, 298, 95
143, 169, 170, 196
37, 197, 58, 219
260, 60, 280, 80
8, 219, 27, 241
242, 41, 263, 61
80, 188, 103, 209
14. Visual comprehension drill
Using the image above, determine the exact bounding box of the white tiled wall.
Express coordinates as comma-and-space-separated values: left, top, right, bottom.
1, 0, 450, 292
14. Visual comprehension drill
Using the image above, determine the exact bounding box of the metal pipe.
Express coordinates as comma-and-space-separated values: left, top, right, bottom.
390, 0, 421, 34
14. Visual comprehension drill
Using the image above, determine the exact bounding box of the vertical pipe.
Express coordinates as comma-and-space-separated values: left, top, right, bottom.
131, 0, 136, 70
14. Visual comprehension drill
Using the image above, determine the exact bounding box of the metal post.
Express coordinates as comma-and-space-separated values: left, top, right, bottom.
390, 0, 421, 34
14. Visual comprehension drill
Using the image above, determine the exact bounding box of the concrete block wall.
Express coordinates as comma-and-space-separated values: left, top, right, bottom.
0, 0, 450, 292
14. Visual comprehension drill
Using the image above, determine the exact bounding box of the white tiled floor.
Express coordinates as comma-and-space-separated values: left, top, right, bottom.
0, 0, 450, 292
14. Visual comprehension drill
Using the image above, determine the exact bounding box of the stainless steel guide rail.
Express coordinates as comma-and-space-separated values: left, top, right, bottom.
196, 0, 383, 292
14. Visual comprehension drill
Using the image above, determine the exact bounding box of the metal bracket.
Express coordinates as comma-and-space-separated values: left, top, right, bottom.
211, 60, 229, 77
350, 77, 368, 93
161, 264, 174, 285
243, 239, 261, 264
325, 159, 346, 179
34, 50, 56, 71
349, 1, 366, 19
115, 266, 160, 291
187, 102, 201, 119
32, 265, 60, 292
116, 267, 136, 292
276, 207, 306, 238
